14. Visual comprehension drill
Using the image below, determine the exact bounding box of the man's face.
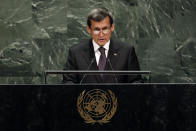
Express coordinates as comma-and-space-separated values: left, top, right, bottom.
87, 16, 114, 46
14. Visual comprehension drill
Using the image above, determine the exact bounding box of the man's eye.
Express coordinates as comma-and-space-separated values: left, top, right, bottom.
102, 27, 108, 30
94, 29, 100, 31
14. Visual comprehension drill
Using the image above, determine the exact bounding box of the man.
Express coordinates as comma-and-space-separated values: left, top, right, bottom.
63, 8, 142, 84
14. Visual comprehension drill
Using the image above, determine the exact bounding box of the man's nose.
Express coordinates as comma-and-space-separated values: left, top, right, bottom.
99, 30, 104, 36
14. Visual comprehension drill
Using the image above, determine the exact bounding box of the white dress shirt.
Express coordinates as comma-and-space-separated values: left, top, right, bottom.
92, 40, 110, 65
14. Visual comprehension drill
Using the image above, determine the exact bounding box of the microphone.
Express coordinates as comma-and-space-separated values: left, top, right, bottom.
107, 58, 118, 83
79, 58, 95, 84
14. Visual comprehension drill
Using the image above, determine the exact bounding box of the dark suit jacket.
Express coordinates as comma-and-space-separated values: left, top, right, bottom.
63, 38, 142, 84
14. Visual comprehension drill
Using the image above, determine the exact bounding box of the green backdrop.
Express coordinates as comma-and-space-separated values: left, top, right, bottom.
0, 0, 195, 84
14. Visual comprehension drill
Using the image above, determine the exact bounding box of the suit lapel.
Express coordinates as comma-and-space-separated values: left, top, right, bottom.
103, 39, 120, 82
83, 40, 98, 69
82, 39, 102, 82
105, 39, 120, 70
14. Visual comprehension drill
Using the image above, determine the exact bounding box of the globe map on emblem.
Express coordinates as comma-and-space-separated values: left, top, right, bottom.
82, 89, 113, 118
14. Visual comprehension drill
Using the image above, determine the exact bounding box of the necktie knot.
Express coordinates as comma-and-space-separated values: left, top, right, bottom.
98, 47, 105, 54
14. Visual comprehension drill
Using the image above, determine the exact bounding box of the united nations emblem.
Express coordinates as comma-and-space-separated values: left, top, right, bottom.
77, 89, 117, 125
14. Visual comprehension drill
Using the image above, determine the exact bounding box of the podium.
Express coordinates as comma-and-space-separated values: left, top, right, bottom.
44, 70, 151, 84
0, 84, 196, 131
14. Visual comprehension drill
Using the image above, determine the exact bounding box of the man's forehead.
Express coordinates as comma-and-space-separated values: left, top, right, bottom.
90, 17, 111, 27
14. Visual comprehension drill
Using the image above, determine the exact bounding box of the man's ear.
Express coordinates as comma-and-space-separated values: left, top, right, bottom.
86, 26, 91, 34
111, 24, 114, 32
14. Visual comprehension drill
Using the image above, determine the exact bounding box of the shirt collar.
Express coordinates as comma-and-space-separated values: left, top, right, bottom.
92, 40, 110, 52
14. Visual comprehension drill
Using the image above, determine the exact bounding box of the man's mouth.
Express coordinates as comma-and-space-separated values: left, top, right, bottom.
98, 38, 105, 42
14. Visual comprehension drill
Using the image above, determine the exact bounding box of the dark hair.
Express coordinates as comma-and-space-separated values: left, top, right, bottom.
87, 8, 114, 28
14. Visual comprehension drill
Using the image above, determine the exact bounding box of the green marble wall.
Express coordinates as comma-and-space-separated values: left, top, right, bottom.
0, 0, 195, 84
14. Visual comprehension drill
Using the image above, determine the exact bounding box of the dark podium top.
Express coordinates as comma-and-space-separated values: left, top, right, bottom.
0, 84, 196, 131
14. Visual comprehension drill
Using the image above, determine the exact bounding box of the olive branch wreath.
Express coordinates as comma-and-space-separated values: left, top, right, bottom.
77, 90, 96, 124
97, 90, 117, 124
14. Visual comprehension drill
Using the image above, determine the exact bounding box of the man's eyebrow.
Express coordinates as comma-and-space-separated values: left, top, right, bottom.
94, 26, 109, 30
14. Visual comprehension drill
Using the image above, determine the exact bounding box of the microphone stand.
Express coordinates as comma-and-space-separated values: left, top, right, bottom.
79, 58, 95, 84
107, 58, 118, 83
